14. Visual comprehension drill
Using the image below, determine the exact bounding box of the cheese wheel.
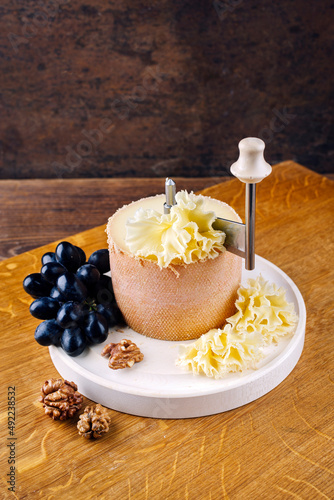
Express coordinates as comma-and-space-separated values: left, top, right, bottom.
106, 194, 242, 341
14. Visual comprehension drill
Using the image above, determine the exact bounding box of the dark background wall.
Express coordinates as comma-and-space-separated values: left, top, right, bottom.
0, 0, 333, 179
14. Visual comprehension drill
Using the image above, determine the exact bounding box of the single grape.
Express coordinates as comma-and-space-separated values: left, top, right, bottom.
50, 286, 67, 302
57, 272, 88, 302
92, 275, 115, 307
84, 311, 108, 345
34, 319, 63, 346
23, 273, 53, 299
41, 262, 66, 284
55, 241, 81, 272
110, 302, 124, 325
41, 251, 57, 265
61, 327, 87, 357
76, 264, 100, 287
96, 303, 119, 328
56, 301, 86, 329
30, 297, 60, 320
75, 246, 86, 266
88, 249, 110, 274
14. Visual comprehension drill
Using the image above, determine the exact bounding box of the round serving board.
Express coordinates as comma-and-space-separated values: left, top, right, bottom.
49, 256, 306, 419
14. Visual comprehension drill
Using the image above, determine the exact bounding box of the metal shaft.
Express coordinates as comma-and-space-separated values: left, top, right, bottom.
245, 183, 256, 270
164, 178, 176, 214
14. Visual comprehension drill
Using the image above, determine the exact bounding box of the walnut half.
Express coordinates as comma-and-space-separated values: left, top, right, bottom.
40, 378, 83, 420
101, 339, 144, 370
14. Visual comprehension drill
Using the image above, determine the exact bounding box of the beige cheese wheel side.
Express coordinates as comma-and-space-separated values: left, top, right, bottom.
107, 194, 242, 341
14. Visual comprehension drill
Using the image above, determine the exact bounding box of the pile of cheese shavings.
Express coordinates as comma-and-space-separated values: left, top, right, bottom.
176, 326, 263, 378
176, 275, 298, 379
125, 191, 226, 268
228, 275, 299, 344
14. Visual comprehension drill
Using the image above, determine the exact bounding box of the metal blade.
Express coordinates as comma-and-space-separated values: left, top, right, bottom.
212, 217, 246, 259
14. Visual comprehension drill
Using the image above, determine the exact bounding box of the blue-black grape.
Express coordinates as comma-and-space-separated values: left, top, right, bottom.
55, 241, 81, 272
84, 312, 108, 345
41, 262, 66, 284
23, 273, 53, 299
56, 301, 87, 328
57, 272, 88, 302
96, 303, 119, 328
41, 252, 57, 265
35, 319, 63, 346
61, 327, 87, 356
92, 275, 115, 307
75, 246, 86, 266
88, 249, 110, 274
30, 297, 60, 320
50, 286, 67, 302
76, 264, 100, 287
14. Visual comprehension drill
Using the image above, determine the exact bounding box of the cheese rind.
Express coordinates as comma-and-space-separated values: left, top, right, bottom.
106, 193, 243, 341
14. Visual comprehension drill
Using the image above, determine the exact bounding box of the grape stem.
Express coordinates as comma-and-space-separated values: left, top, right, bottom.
85, 298, 97, 312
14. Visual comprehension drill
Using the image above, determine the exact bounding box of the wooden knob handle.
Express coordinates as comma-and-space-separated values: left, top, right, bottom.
230, 138, 272, 184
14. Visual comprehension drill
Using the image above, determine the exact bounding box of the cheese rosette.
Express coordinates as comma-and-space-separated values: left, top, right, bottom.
176, 326, 263, 378
227, 275, 298, 343
125, 191, 226, 268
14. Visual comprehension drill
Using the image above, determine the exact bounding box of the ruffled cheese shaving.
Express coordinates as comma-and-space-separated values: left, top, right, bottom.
227, 275, 298, 343
176, 325, 264, 378
125, 191, 226, 268
176, 275, 298, 379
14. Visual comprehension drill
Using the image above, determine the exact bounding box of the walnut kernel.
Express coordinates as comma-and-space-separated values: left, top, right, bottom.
40, 378, 83, 420
101, 339, 144, 369
77, 404, 111, 439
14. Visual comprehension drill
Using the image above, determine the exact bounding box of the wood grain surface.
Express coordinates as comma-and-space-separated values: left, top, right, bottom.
1, 162, 334, 499
0, 176, 227, 260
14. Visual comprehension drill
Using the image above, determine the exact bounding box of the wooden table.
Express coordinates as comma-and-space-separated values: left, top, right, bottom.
1, 162, 333, 499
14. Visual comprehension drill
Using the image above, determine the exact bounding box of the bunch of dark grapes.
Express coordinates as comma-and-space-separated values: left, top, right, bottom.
23, 242, 122, 357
